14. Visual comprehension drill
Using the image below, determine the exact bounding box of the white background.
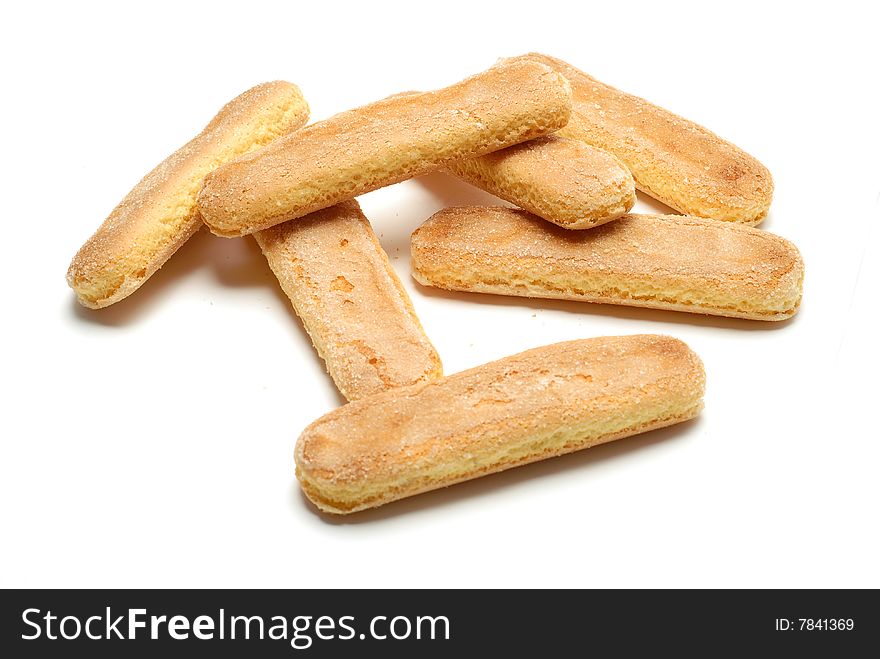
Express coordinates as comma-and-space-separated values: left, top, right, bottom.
2, 0, 878, 588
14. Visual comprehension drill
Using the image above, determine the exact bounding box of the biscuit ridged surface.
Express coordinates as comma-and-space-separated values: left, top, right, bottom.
444, 135, 635, 229
411, 207, 803, 320
296, 335, 705, 514
509, 53, 773, 225
67, 82, 310, 308
198, 60, 573, 237
254, 200, 442, 401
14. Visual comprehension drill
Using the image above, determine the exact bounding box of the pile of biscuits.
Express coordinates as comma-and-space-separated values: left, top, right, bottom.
68, 54, 803, 515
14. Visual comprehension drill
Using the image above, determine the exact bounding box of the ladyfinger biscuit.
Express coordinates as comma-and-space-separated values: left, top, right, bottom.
443, 135, 635, 229
197, 60, 572, 237
508, 54, 773, 225
254, 200, 442, 401
411, 207, 803, 320
67, 82, 310, 308
296, 335, 705, 514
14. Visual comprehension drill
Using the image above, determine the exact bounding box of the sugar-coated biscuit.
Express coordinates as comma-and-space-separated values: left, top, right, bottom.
255, 200, 442, 401
508, 53, 773, 224
444, 135, 635, 229
67, 82, 309, 308
411, 207, 803, 320
198, 60, 572, 237
296, 335, 705, 514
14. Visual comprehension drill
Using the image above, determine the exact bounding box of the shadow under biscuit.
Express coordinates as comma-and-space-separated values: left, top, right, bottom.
66, 226, 221, 327
632, 190, 677, 215
222, 236, 350, 410
67, 225, 351, 408
416, 171, 515, 210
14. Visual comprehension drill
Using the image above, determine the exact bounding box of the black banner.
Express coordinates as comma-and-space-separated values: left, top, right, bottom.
1, 589, 876, 656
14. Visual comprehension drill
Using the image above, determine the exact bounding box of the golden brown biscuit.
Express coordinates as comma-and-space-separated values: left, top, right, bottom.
296, 335, 705, 514
411, 207, 803, 320
254, 200, 442, 401
67, 82, 309, 308
197, 60, 572, 237
443, 135, 635, 229
508, 53, 773, 224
